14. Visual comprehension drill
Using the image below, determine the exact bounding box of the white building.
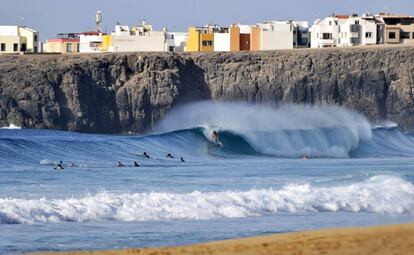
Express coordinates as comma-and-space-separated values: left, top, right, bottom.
0, 26, 39, 54
79, 31, 105, 53
111, 21, 187, 52
310, 16, 343, 48
213, 27, 230, 52
253, 20, 309, 50
166, 32, 188, 52
257, 21, 295, 50
311, 14, 379, 48
212, 24, 252, 52
338, 15, 378, 47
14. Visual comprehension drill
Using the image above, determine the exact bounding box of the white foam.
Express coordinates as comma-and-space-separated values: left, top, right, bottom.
0, 124, 21, 129
40, 159, 57, 165
372, 120, 398, 129
1, 175, 413, 224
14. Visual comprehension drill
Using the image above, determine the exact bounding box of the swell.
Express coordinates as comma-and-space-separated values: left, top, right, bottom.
2, 125, 414, 165
1, 175, 413, 224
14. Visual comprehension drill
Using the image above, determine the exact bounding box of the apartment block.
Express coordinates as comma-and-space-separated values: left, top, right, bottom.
377, 14, 414, 45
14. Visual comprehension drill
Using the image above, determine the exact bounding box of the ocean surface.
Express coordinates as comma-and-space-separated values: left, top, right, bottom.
1, 103, 414, 254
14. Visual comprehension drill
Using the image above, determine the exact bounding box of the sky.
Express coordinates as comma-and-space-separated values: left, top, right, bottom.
0, 0, 413, 41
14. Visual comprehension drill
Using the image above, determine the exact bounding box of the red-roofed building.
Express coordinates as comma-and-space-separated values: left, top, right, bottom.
44, 33, 80, 53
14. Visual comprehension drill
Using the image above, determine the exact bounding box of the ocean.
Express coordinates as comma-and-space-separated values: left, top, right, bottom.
1, 102, 414, 254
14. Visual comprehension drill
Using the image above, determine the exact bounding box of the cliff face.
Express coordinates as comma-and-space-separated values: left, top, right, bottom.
1, 47, 414, 133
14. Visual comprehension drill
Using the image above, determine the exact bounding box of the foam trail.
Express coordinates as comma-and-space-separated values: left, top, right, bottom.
157, 102, 372, 157
0, 124, 21, 129
1, 175, 413, 224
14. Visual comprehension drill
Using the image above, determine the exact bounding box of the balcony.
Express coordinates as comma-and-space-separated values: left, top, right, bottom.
350, 24, 360, 32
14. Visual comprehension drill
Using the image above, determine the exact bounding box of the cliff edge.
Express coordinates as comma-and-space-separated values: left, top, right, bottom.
1, 47, 413, 133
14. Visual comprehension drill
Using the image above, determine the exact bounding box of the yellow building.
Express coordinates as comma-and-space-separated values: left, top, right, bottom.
99, 34, 113, 51
186, 26, 216, 52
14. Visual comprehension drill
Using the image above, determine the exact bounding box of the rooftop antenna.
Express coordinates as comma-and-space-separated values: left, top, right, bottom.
96, 10, 102, 32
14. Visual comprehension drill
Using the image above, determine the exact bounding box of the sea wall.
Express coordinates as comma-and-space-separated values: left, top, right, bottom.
1, 47, 414, 133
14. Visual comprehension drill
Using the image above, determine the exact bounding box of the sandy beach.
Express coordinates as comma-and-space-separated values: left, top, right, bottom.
36, 223, 414, 255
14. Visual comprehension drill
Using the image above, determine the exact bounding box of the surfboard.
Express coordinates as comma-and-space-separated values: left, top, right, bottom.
215, 141, 224, 147
129, 153, 151, 159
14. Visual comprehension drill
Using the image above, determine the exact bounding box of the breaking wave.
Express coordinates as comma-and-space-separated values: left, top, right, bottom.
1, 175, 413, 224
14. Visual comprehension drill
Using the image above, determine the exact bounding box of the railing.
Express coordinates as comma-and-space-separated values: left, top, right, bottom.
350, 24, 360, 32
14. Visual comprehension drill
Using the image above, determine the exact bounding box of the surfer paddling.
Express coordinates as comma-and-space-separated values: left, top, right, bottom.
54, 160, 64, 170
117, 161, 126, 167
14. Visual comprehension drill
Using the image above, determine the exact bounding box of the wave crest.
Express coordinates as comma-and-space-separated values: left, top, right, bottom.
156, 102, 372, 158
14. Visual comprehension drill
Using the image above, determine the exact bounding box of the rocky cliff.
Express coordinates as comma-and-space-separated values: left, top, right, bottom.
1, 47, 414, 133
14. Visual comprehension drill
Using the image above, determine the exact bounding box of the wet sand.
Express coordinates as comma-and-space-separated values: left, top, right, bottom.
36, 223, 414, 255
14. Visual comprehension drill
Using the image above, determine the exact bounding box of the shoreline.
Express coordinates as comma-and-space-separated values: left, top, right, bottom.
35, 223, 414, 255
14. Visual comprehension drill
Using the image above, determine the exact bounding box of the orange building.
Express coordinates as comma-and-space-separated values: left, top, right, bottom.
250, 27, 261, 51
229, 26, 240, 51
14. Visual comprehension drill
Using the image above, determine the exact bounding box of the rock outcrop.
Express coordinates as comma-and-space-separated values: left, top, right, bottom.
1, 47, 414, 133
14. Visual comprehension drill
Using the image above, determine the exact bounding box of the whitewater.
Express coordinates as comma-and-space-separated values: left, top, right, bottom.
1, 102, 414, 254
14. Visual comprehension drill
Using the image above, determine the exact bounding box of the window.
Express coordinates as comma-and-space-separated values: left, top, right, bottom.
169, 46, 175, 52
412, 32, 414, 39
1, 43, 5, 52
171, 34, 174, 39
76, 43, 80, 52
322, 33, 332, 40
329, 21, 332, 25
13, 43, 18, 52
66, 43, 73, 53
365, 32, 373, 38
355, 20, 360, 25
401, 32, 410, 39
202, 40, 213, 46
21, 43, 27, 52
389, 32, 396, 39
34, 35, 38, 42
